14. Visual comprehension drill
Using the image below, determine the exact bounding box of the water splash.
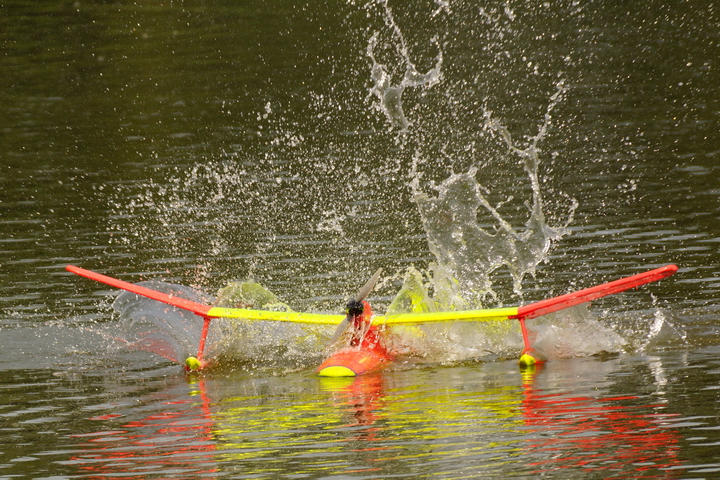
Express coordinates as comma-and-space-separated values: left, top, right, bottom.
528, 307, 626, 359
366, 0, 443, 131
382, 269, 626, 364
99, 1, 654, 368
109, 280, 331, 372
411, 82, 577, 309
110, 281, 215, 363
640, 296, 688, 352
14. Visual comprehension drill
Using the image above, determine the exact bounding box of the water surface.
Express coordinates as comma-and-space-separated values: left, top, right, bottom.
1, 0, 719, 478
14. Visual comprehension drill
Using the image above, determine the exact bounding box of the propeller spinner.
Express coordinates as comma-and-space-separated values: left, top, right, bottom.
328, 268, 382, 345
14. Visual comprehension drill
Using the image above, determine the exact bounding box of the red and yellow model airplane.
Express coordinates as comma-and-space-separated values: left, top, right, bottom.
66, 264, 678, 376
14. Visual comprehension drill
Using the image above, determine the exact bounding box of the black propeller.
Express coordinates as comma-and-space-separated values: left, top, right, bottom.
329, 268, 382, 345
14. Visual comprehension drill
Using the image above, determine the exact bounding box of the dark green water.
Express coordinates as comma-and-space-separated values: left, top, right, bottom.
1, 0, 719, 478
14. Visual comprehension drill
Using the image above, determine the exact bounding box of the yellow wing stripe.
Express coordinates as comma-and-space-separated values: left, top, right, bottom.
206, 306, 519, 325
206, 307, 346, 325
375, 307, 519, 325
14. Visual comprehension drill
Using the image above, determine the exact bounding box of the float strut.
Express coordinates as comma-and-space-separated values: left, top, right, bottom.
517, 317, 541, 367
197, 316, 212, 361
185, 315, 213, 372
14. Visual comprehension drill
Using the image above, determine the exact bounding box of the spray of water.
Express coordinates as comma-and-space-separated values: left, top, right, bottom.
109, 280, 331, 373
366, 0, 443, 131
359, 5, 629, 361
102, 1, 661, 369
110, 282, 214, 360
410, 82, 578, 309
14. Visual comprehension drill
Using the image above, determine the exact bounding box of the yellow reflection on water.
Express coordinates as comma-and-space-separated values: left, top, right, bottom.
64, 361, 685, 479
204, 368, 529, 476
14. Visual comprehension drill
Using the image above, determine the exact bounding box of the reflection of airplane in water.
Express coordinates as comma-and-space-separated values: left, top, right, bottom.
520, 363, 683, 476
62, 364, 684, 478
319, 374, 386, 428
320, 364, 685, 477
63, 378, 218, 478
